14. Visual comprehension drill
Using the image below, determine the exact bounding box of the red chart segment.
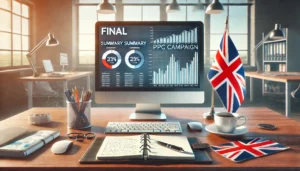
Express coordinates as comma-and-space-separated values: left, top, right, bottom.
102, 59, 113, 69
101, 50, 122, 69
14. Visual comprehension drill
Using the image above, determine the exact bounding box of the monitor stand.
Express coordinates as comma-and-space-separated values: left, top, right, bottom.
129, 103, 166, 121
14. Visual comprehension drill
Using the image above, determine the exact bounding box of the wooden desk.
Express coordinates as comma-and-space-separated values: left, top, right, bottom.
18, 72, 92, 109
0, 107, 300, 171
246, 72, 300, 117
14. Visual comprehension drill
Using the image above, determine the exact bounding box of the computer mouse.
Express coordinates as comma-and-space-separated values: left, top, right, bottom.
51, 140, 73, 154
187, 122, 203, 131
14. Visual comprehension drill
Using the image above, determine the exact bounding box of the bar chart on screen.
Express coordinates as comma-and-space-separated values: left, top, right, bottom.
148, 26, 199, 87
153, 27, 198, 44
152, 52, 198, 85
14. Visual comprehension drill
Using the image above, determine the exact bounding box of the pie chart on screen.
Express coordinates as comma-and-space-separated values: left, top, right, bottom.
102, 50, 122, 69
125, 50, 145, 69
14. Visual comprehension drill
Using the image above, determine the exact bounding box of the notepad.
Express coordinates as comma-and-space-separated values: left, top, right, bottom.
96, 134, 195, 160
0, 130, 60, 158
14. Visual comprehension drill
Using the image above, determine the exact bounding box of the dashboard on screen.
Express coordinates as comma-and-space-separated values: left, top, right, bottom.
95, 22, 204, 91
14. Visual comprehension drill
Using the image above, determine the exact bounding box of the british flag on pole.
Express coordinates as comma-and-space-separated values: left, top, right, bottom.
207, 19, 246, 113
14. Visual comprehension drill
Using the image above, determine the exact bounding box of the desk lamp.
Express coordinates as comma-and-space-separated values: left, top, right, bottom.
26, 33, 59, 77
254, 24, 285, 72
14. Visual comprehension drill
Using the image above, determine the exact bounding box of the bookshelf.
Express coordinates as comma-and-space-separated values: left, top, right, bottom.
261, 27, 300, 96
262, 29, 287, 96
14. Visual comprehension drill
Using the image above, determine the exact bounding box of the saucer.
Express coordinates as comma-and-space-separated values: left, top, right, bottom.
205, 124, 248, 137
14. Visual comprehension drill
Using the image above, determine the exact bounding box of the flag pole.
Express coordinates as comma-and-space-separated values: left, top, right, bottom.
225, 17, 228, 27
203, 16, 229, 120
203, 87, 216, 120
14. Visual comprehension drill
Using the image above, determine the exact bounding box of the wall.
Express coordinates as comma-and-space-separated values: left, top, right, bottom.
254, 0, 300, 71
0, 71, 28, 121
32, 0, 74, 68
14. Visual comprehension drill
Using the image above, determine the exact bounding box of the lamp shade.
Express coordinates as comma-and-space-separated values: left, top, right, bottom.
46, 33, 59, 46
97, 0, 115, 14
205, 0, 224, 14
166, 0, 180, 13
269, 24, 285, 39
193, 0, 204, 11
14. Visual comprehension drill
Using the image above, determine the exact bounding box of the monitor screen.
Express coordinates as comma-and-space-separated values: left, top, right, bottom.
42, 60, 54, 73
95, 22, 204, 91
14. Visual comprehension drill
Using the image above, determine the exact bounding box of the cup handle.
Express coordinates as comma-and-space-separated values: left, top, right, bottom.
236, 116, 247, 127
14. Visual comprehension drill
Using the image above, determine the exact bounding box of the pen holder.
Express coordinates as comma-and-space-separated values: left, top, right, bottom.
67, 100, 91, 129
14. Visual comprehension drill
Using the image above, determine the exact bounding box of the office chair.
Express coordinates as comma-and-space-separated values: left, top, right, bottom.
33, 81, 62, 106
22, 81, 63, 107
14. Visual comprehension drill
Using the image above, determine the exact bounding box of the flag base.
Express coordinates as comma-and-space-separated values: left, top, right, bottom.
203, 108, 220, 120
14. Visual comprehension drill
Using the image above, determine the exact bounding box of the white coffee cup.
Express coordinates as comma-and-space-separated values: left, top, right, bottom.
214, 112, 247, 133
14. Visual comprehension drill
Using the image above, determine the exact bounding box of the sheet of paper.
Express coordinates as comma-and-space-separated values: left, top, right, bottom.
96, 135, 143, 159
148, 135, 195, 160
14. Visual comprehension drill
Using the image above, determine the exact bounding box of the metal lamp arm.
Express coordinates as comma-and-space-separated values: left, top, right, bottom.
254, 31, 271, 51
253, 31, 272, 73
26, 35, 49, 58
26, 35, 49, 77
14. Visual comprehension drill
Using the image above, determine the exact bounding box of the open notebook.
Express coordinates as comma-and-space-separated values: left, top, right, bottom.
96, 134, 195, 160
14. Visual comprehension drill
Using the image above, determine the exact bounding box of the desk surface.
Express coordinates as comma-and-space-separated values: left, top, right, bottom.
0, 107, 300, 171
246, 72, 300, 82
18, 72, 92, 81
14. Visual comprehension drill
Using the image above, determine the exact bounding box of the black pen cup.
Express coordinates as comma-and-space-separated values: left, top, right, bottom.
67, 100, 91, 129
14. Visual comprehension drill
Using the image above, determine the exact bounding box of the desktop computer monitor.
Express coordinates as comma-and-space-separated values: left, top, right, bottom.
95, 21, 204, 120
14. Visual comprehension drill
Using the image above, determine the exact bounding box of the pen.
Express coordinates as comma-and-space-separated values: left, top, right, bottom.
155, 140, 185, 153
80, 87, 85, 102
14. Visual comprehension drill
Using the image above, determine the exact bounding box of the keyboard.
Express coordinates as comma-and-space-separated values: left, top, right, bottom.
46, 73, 65, 77
46, 72, 72, 77
56, 72, 72, 75
105, 122, 182, 134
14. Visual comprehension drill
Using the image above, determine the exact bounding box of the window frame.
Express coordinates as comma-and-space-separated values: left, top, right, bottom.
0, 0, 32, 69
208, 5, 250, 65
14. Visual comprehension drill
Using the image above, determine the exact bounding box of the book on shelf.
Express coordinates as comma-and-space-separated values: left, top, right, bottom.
264, 44, 267, 60
264, 41, 286, 61
264, 64, 271, 72
279, 64, 286, 72
283, 41, 286, 59
0, 130, 60, 158
96, 134, 195, 161
282, 64, 286, 72
269, 43, 272, 60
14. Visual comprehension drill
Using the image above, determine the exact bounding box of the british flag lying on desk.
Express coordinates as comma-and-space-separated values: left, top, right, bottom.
211, 138, 290, 162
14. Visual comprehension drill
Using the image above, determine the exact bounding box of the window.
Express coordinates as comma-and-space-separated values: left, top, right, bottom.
0, 0, 30, 68
143, 6, 160, 21
77, 0, 250, 65
123, 5, 160, 21
124, 6, 142, 21
210, 5, 248, 64
78, 4, 115, 65
78, 6, 97, 65
167, 5, 186, 21
78, 1, 159, 65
